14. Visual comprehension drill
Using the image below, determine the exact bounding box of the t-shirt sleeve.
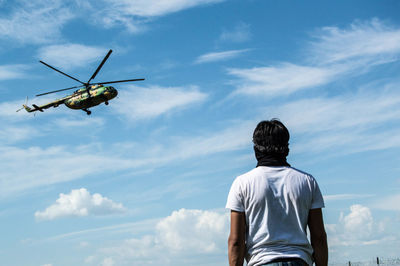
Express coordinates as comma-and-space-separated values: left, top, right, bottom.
226, 178, 245, 212
310, 176, 325, 209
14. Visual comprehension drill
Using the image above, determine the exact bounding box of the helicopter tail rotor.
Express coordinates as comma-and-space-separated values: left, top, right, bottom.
16, 97, 30, 112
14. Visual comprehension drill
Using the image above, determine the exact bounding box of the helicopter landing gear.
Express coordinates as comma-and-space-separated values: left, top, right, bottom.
83, 109, 91, 115
105, 101, 109, 105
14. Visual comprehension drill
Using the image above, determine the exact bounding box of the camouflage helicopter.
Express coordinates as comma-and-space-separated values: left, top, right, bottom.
18, 49, 144, 115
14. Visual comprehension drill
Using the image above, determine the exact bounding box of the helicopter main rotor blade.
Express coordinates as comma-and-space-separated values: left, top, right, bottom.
40, 61, 86, 85
97, 78, 145, 85
87, 49, 113, 84
36, 85, 83, 97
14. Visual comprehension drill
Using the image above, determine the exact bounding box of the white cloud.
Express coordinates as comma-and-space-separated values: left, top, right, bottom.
101, 258, 115, 266
0, 142, 156, 197
269, 86, 400, 154
340, 205, 374, 240
88, 0, 224, 33
326, 204, 399, 255
195, 49, 250, 64
98, 208, 229, 265
37, 44, 108, 70
326, 204, 400, 262
373, 194, 400, 211
219, 22, 251, 43
52, 117, 105, 128
35, 188, 126, 220
327, 204, 390, 248
168, 120, 253, 159
112, 85, 207, 120
0, 96, 70, 120
0, 65, 30, 80
156, 208, 229, 253
228, 63, 334, 96
103, 0, 224, 17
228, 19, 400, 97
309, 18, 400, 64
324, 194, 374, 201
0, 126, 41, 144
0, 119, 251, 197
0, 0, 74, 44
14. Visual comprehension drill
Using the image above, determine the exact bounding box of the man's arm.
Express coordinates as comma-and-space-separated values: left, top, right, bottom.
228, 210, 246, 266
308, 208, 328, 266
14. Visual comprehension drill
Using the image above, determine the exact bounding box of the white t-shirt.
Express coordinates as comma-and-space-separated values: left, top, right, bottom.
226, 166, 324, 266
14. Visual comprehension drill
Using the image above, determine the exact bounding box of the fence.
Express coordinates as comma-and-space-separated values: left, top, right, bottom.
329, 258, 400, 265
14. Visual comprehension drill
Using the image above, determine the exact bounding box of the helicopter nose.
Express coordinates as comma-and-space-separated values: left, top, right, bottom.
104, 86, 118, 99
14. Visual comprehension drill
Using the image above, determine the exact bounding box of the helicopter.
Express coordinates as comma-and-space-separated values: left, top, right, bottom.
18, 49, 144, 115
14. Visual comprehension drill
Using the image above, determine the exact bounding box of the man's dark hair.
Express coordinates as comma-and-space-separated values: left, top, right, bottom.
253, 119, 290, 156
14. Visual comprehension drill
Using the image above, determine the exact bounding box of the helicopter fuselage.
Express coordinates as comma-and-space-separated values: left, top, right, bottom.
18, 49, 144, 115
64, 84, 118, 110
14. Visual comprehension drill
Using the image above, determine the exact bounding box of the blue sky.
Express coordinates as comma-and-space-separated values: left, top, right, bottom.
1, 0, 400, 265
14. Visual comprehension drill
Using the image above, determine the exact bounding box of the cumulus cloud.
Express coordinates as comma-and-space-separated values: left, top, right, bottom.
37, 44, 108, 70
327, 204, 386, 247
340, 205, 374, 240
35, 188, 126, 220
98, 209, 229, 265
195, 49, 250, 64
156, 208, 229, 253
112, 85, 207, 120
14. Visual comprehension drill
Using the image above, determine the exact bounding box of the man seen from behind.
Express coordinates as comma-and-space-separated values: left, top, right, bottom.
226, 119, 328, 266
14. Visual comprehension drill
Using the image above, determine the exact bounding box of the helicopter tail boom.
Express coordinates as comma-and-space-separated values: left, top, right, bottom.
17, 104, 33, 113
17, 104, 44, 113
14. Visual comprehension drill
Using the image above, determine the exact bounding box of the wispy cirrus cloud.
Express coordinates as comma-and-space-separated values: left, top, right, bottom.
0, 144, 138, 197
228, 63, 334, 96
102, 0, 225, 17
37, 44, 108, 70
269, 83, 400, 154
0, 65, 30, 80
372, 194, 400, 211
0, 119, 251, 197
195, 49, 250, 64
111, 85, 207, 120
309, 18, 400, 64
324, 194, 374, 202
88, 0, 225, 33
0, 0, 74, 44
35, 188, 126, 220
229, 19, 400, 97
219, 22, 251, 43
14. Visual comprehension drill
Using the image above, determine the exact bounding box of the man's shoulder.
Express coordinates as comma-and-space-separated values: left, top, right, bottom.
237, 167, 262, 179
287, 166, 314, 178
